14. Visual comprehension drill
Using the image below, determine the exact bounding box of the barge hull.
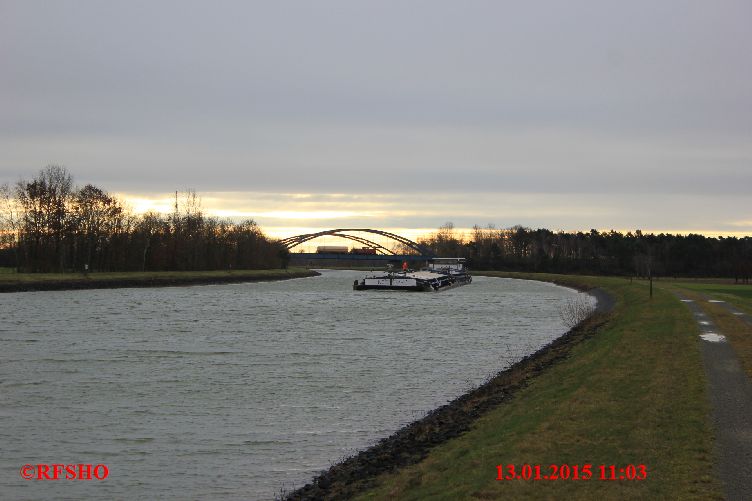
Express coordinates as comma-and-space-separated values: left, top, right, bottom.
353, 284, 430, 291
353, 276, 471, 292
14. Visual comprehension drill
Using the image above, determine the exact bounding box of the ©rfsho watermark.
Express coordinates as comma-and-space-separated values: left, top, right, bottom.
19, 463, 109, 481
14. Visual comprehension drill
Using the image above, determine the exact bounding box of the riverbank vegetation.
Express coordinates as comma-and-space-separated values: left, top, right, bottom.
345, 273, 721, 499
418, 223, 752, 281
0, 165, 288, 272
0, 267, 317, 293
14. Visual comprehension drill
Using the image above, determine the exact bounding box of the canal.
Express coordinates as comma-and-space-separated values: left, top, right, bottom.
0, 270, 593, 499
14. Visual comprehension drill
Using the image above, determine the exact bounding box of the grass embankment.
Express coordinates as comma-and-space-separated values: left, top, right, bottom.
664, 281, 752, 380
667, 281, 752, 316
356, 272, 721, 500
0, 267, 318, 292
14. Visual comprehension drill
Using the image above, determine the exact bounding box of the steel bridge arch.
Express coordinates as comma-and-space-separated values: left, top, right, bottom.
279, 228, 433, 256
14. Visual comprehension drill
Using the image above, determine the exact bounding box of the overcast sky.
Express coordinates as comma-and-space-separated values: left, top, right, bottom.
1, 0, 750, 236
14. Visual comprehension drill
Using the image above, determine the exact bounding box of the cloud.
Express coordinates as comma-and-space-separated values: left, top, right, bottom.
1, 1, 750, 233
116, 190, 751, 238
4, 124, 750, 198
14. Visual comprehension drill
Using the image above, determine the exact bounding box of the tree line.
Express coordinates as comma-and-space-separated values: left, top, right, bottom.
2, 166, 750, 280
0, 165, 287, 272
418, 223, 752, 282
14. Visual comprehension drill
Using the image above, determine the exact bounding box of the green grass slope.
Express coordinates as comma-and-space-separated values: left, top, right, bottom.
357, 274, 720, 500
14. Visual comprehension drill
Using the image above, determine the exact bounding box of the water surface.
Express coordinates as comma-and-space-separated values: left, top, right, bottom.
0, 270, 593, 499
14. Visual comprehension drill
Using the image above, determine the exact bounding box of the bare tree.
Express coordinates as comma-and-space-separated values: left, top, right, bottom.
558, 295, 596, 329
419, 222, 468, 257
0, 183, 20, 268
15, 165, 74, 271
41, 165, 73, 271
71, 184, 125, 271
0, 183, 18, 234
136, 211, 165, 271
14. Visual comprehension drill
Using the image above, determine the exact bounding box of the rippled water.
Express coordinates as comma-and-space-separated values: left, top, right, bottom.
0, 270, 593, 500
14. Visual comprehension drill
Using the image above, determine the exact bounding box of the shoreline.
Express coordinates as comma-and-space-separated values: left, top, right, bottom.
284, 280, 615, 500
0, 269, 320, 293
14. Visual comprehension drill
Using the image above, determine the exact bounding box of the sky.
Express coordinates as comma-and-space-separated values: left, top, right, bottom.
1, 0, 750, 241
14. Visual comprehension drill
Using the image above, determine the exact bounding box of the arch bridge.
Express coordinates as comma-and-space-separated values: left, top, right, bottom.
279, 228, 434, 257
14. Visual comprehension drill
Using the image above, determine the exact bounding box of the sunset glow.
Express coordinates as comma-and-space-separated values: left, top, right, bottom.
116, 190, 752, 243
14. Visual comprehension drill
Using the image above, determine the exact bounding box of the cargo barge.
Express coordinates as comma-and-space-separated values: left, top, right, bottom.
353, 258, 471, 292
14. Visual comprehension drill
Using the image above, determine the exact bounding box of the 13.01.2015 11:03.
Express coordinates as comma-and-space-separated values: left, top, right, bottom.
495, 463, 648, 481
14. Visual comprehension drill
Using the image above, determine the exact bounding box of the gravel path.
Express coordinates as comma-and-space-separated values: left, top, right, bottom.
674, 292, 752, 500
701, 295, 752, 327
589, 286, 616, 314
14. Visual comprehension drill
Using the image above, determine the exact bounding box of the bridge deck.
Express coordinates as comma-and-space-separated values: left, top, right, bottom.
289, 253, 429, 261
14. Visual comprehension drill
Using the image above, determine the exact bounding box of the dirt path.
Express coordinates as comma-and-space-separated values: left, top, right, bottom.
674, 292, 752, 500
